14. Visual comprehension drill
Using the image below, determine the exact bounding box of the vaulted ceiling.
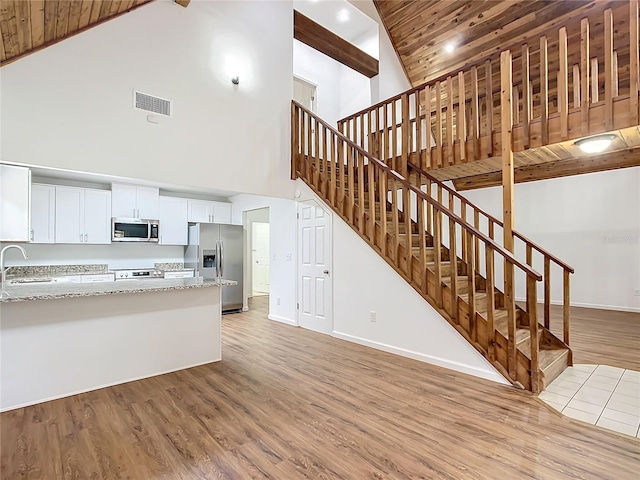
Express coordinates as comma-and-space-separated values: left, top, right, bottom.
373, 0, 628, 86
0, 0, 154, 66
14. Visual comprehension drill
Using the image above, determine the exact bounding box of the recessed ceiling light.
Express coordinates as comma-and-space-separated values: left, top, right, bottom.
445, 43, 455, 54
575, 134, 617, 154
337, 8, 350, 22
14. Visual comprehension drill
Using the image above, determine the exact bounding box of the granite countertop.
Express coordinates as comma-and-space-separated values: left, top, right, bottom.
0, 278, 237, 303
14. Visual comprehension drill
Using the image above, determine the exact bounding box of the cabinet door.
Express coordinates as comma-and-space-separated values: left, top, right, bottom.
159, 196, 188, 245
31, 184, 56, 243
55, 186, 84, 244
84, 190, 112, 244
0, 164, 31, 242
212, 202, 232, 224
136, 186, 159, 219
111, 183, 137, 218
187, 199, 213, 223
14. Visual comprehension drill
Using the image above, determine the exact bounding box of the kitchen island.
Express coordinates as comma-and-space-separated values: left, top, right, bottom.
0, 278, 235, 411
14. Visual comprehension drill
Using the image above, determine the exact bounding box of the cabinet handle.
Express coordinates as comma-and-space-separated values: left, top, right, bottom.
80, 233, 84, 242
84, 233, 88, 242
30, 229, 34, 242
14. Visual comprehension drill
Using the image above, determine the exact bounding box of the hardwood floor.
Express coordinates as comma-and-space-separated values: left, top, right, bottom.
547, 304, 640, 371
1, 296, 639, 479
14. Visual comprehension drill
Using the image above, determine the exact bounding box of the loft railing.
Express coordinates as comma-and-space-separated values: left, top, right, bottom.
292, 100, 546, 391
338, 2, 640, 175
407, 162, 574, 347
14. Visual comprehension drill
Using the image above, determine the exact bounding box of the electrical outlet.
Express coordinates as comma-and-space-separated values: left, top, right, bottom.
272, 253, 277, 261
370, 311, 377, 322
634, 289, 640, 297
277, 297, 281, 305
286, 253, 292, 261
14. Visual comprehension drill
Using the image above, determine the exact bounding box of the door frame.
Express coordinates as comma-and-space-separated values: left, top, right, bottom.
251, 221, 270, 296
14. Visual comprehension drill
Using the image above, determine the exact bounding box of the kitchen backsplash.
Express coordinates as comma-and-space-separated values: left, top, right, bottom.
154, 262, 185, 271
0, 243, 185, 270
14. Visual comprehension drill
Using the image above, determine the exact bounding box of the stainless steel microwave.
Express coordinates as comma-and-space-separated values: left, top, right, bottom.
112, 218, 159, 242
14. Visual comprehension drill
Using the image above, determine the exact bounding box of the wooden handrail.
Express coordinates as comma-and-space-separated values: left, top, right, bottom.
293, 101, 543, 281
407, 161, 575, 274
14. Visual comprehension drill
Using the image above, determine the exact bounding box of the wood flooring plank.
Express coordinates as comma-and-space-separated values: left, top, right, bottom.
1, 297, 639, 479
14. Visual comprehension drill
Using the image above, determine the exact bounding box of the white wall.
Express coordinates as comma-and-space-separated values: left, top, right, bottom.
461, 168, 640, 312
230, 193, 297, 324
295, 180, 506, 384
293, 41, 342, 125
347, 0, 412, 103
1, 243, 185, 270
0, 0, 294, 199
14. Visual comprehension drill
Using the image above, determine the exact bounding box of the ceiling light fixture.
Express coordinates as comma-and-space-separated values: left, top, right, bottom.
337, 8, 350, 22
575, 134, 617, 154
445, 43, 455, 54
231, 76, 240, 85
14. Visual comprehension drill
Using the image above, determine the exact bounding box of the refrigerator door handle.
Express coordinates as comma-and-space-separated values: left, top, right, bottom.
215, 240, 220, 278
219, 241, 224, 278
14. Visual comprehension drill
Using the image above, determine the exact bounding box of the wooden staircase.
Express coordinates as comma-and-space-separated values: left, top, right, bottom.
291, 101, 573, 392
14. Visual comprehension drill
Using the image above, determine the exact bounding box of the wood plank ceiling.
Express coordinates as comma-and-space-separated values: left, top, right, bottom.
0, 0, 154, 66
373, 0, 628, 87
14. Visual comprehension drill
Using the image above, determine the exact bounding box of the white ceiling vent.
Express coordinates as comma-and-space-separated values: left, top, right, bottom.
133, 91, 172, 117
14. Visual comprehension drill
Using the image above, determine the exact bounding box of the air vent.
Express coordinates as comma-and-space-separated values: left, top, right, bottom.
133, 91, 172, 117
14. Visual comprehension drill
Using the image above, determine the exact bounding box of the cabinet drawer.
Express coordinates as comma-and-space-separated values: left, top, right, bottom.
81, 274, 115, 283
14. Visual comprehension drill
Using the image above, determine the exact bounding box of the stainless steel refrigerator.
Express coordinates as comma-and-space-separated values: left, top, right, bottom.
185, 223, 243, 313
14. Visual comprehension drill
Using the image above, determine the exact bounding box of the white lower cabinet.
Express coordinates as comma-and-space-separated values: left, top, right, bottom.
30, 184, 56, 243
159, 196, 188, 245
55, 187, 111, 244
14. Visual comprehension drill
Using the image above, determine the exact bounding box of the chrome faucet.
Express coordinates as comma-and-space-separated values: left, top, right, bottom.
1, 245, 28, 298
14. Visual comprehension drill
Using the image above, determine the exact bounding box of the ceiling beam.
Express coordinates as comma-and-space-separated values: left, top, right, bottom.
293, 10, 379, 78
452, 148, 640, 191
175, 0, 191, 7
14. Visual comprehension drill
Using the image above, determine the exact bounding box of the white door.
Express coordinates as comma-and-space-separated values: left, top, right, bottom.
84, 190, 111, 244
252, 222, 270, 295
293, 77, 317, 112
298, 200, 332, 334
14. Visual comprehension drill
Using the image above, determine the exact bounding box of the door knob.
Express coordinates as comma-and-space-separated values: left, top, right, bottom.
323, 270, 329, 274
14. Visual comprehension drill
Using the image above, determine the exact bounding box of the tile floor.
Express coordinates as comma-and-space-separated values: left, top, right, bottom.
539, 364, 640, 438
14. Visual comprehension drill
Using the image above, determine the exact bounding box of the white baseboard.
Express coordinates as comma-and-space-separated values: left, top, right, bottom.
331, 331, 509, 385
268, 314, 296, 326
0, 359, 221, 413
515, 297, 639, 313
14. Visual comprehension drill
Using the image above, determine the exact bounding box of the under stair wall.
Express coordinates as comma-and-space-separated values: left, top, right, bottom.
296, 179, 508, 384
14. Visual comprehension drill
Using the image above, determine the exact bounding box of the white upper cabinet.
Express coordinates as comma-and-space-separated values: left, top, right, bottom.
212, 201, 232, 224
159, 196, 188, 245
187, 199, 231, 224
55, 187, 111, 244
30, 184, 56, 243
84, 190, 112, 244
111, 183, 159, 219
187, 199, 212, 223
0, 164, 31, 242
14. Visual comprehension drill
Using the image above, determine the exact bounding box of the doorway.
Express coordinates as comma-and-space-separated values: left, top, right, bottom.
252, 222, 270, 296
245, 207, 270, 299
297, 199, 332, 334
293, 76, 317, 113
